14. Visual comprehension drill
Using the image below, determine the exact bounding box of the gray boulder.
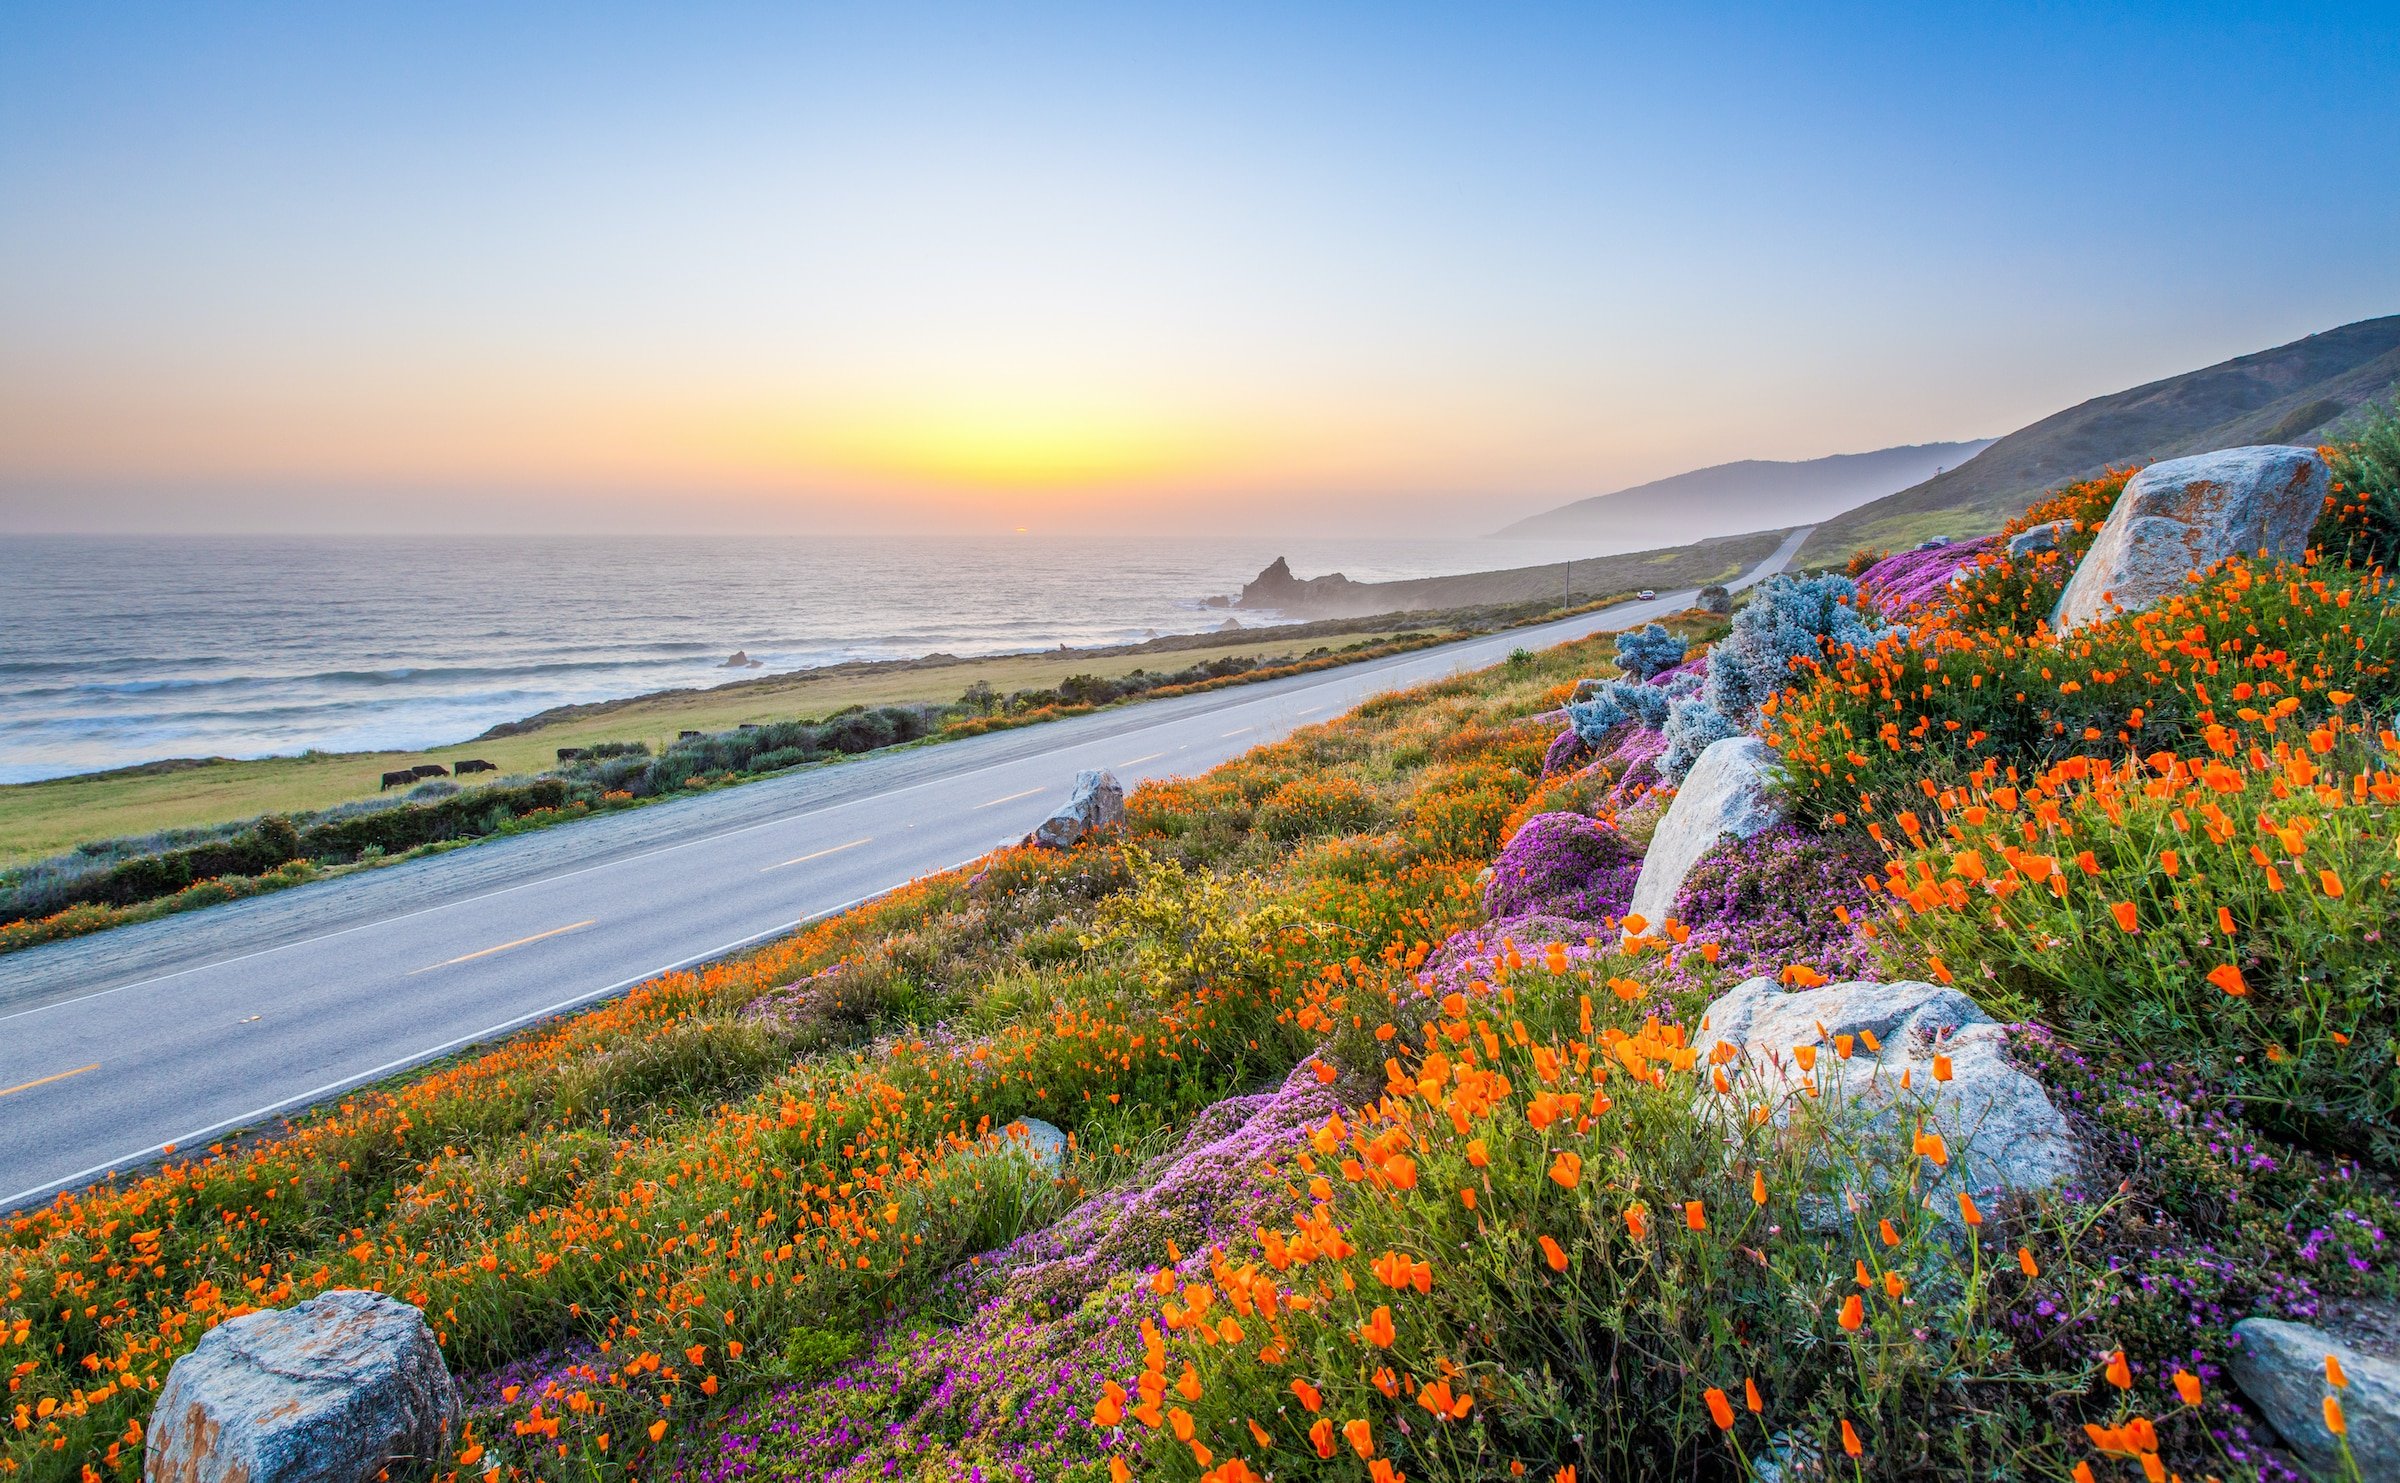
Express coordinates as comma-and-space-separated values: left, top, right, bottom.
2051, 445, 2328, 633
1694, 977, 2077, 1213
1031, 769, 1126, 849
2007, 519, 2071, 559
146, 1289, 458, 1483
1007, 1116, 1070, 1172
1625, 736, 1782, 931
1695, 584, 1734, 615
2228, 1315, 2399, 1478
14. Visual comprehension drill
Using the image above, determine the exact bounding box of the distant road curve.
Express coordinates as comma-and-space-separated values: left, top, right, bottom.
0, 527, 1810, 1210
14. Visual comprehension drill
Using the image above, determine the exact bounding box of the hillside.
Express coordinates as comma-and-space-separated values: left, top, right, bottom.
1799, 312, 2400, 561
1496, 440, 1992, 544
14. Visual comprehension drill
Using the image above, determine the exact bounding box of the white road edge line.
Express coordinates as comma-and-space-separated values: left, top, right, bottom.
0, 531, 1811, 1028
0, 851, 995, 1213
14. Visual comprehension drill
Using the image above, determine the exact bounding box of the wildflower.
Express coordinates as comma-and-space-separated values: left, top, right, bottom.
1705, 1387, 1735, 1430
1840, 1419, 1862, 1457
1838, 1294, 1864, 1331
2327, 1395, 2348, 1436
1624, 1204, 1650, 1240
1752, 1170, 1768, 1206
2110, 901, 2138, 933
2208, 963, 2248, 996
1344, 1417, 1375, 1457
1684, 1199, 1706, 1231
1932, 1052, 1953, 1081
1467, 1139, 1491, 1168
1745, 1377, 1763, 1413
2018, 1246, 2039, 1277
1309, 1417, 1337, 1458
2173, 1370, 2202, 1406
2105, 1351, 2132, 1390
1549, 1151, 1583, 1189
1958, 1191, 1983, 1226
1360, 1306, 1397, 1348
1540, 1235, 1569, 1272
2328, 1353, 2350, 1388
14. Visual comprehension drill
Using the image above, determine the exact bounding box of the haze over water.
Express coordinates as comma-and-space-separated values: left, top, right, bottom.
0, 532, 1621, 783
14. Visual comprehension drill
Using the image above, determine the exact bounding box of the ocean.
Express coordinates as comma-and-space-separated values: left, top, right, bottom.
0, 533, 1612, 784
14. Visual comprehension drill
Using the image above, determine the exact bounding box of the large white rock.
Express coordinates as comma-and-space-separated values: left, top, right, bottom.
2228, 1316, 2400, 1478
147, 1289, 458, 1483
2051, 445, 2328, 633
1625, 736, 1782, 931
1694, 977, 2077, 1210
1032, 769, 1126, 849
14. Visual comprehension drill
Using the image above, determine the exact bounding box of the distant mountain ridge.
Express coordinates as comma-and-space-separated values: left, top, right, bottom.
1496, 441, 1994, 545
1798, 313, 2400, 562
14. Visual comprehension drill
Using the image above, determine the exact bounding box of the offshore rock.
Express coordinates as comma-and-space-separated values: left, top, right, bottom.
146, 1289, 458, 1483
1626, 736, 1781, 931
2052, 445, 2327, 632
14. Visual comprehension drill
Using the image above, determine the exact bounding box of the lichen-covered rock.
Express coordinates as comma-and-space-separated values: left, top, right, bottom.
1626, 737, 1782, 931
1693, 977, 2077, 1211
1031, 769, 1125, 849
146, 1289, 458, 1483
2051, 445, 2328, 632
2227, 1315, 2400, 1478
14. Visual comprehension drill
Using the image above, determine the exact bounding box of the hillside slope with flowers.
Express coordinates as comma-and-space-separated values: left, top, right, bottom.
7, 415, 2400, 1483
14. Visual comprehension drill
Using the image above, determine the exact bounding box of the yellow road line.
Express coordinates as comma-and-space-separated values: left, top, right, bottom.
761, 837, 873, 872
0, 1063, 99, 1099
975, 786, 1047, 809
409, 919, 596, 974
1116, 752, 1165, 768
1222, 726, 1255, 737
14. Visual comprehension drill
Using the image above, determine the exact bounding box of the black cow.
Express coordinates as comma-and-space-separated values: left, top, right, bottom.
679, 730, 702, 740
379, 769, 416, 791
454, 758, 497, 775
411, 763, 450, 779
557, 747, 587, 761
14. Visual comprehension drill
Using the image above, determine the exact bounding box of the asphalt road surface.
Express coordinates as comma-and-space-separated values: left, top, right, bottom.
0, 528, 1810, 1209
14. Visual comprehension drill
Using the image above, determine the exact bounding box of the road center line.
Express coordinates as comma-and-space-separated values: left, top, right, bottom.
761, 837, 873, 872
1221, 726, 1255, 737
408, 919, 597, 975
1115, 752, 1165, 767
974, 786, 1047, 809
0, 1063, 99, 1099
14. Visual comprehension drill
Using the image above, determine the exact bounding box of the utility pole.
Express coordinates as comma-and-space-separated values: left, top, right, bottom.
1563, 559, 1572, 610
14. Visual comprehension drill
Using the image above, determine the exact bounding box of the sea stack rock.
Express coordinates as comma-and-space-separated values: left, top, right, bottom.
1237, 557, 1363, 612
2051, 445, 2328, 633
146, 1289, 459, 1483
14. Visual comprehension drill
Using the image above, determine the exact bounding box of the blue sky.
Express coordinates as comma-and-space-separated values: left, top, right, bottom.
1, 2, 2394, 534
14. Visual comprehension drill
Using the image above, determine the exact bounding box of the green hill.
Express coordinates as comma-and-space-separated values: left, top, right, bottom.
1799, 313, 2400, 563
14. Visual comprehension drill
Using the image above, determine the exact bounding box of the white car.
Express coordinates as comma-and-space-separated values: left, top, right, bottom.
1636, 589, 1657, 600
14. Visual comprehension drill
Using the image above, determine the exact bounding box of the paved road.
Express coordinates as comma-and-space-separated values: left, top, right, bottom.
0, 528, 1810, 1209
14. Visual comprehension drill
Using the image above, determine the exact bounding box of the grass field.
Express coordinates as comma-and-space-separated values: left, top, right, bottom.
0, 628, 1408, 867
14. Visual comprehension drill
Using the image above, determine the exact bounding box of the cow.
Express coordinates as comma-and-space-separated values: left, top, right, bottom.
679, 730, 702, 740
379, 769, 416, 791
557, 747, 588, 762
454, 758, 497, 775
411, 763, 450, 779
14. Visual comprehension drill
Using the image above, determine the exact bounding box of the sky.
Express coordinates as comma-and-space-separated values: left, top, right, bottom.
2, 2, 2396, 537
